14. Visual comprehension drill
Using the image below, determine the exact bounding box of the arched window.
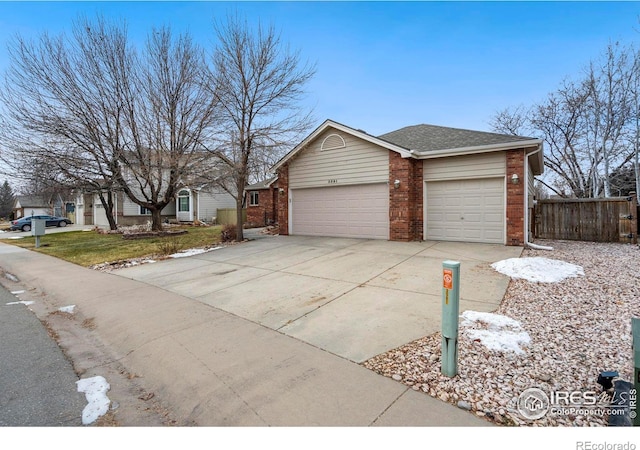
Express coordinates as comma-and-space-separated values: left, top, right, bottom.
178, 189, 190, 212
320, 134, 346, 151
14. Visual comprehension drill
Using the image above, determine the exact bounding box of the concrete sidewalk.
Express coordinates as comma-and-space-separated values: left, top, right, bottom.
0, 242, 490, 426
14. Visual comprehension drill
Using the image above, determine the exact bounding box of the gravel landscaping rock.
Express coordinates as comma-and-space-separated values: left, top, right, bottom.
363, 240, 640, 426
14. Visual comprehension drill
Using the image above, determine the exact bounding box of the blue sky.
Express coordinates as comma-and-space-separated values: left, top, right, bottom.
0, 1, 639, 136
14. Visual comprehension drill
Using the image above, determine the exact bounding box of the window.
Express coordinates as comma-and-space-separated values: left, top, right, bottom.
249, 191, 259, 206
320, 133, 346, 151
178, 190, 190, 212
140, 206, 152, 215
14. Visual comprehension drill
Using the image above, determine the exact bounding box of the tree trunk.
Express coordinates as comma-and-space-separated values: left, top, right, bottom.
235, 193, 244, 242
97, 191, 118, 231
151, 208, 163, 231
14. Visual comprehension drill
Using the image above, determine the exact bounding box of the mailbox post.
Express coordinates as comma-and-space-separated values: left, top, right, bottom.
442, 260, 460, 377
31, 218, 46, 248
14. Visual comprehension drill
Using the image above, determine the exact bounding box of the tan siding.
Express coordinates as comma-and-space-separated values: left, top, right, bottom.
123, 195, 176, 216
197, 189, 236, 222
423, 152, 506, 181
123, 196, 140, 216
289, 128, 389, 189
527, 165, 535, 242
527, 165, 535, 209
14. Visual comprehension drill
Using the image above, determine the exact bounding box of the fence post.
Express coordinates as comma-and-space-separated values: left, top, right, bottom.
630, 192, 638, 245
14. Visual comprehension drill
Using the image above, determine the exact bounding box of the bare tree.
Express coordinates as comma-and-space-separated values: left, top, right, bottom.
489, 105, 530, 136
490, 43, 638, 198
208, 16, 315, 240
0, 16, 218, 230
628, 46, 640, 195
583, 43, 633, 197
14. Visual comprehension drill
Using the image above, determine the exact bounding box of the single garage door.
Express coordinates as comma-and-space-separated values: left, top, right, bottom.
426, 177, 504, 244
291, 183, 389, 239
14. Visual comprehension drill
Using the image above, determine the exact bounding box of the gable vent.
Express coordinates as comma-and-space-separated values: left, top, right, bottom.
320, 133, 346, 151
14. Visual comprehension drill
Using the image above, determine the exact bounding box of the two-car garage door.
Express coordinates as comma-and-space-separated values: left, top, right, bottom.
291, 183, 389, 239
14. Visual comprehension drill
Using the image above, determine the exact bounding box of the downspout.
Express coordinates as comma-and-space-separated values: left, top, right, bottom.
524, 146, 553, 251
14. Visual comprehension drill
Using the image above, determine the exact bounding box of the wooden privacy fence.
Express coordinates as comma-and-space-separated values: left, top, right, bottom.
216, 208, 246, 226
534, 194, 638, 244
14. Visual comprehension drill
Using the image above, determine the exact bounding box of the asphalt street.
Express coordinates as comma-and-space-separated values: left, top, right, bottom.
0, 283, 85, 426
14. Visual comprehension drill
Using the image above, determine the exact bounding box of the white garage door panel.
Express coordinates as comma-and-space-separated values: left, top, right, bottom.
292, 183, 389, 239
426, 178, 504, 244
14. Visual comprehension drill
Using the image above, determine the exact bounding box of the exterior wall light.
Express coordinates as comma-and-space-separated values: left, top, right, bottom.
278, 188, 285, 195
393, 179, 401, 189
511, 174, 520, 185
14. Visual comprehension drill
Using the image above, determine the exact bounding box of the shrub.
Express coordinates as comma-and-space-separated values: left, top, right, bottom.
157, 237, 181, 255
221, 224, 237, 242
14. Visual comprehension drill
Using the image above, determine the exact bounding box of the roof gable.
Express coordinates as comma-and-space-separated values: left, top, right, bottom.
272, 119, 412, 171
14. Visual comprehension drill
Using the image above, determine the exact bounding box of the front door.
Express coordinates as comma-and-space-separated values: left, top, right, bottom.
177, 189, 193, 222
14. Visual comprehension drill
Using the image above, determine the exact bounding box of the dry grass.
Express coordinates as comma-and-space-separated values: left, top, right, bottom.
3, 225, 223, 266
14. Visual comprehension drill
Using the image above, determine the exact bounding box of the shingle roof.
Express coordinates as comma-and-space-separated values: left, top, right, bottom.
245, 176, 278, 191
15, 195, 49, 207
378, 124, 537, 152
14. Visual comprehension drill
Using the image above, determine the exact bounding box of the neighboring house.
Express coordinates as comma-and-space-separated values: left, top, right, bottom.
13, 194, 71, 220
245, 176, 280, 227
74, 187, 236, 227
272, 119, 544, 246
13, 195, 49, 219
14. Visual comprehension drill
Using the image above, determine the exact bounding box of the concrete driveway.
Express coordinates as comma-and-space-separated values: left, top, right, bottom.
114, 233, 522, 363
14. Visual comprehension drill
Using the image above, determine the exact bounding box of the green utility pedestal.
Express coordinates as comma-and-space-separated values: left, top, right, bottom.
632, 318, 640, 426
441, 260, 460, 378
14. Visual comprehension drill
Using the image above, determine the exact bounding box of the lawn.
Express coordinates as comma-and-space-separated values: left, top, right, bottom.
4, 226, 223, 266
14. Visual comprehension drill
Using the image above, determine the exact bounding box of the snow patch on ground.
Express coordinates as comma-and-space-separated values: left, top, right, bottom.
4, 273, 18, 282
461, 310, 530, 355
6, 300, 34, 306
10, 290, 25, 295
169, 246, 223, 258
491, 257, 584, 283
76, 376, 111, 425
58, 305, 76, 314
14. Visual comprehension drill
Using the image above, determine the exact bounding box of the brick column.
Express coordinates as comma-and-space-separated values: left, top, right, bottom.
506, 149, 525, 246
276, 164, 289, 235
389, 152, 422, 241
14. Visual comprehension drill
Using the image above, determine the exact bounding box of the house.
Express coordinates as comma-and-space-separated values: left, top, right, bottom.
13, 194, 72, 220
74, 187, 236, 227
244, 176, 279, 227
13, 195, 50, 219
272, 119, 544, 246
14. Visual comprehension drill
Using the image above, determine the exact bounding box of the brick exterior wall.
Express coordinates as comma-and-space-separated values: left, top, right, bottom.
246, 184, 279, 227
389, 152, 423, 241
276, 164, 289, 235
506, 149, 526, 246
